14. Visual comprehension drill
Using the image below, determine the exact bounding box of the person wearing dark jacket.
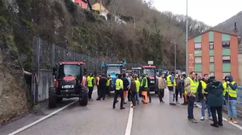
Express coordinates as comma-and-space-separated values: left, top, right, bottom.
130, 78, 137, 108
97, 75, 107, 100
207, 76, 224, 127
122, 74, 130, 104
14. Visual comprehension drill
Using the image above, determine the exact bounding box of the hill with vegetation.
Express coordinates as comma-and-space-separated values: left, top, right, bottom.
0, 0, 209, 124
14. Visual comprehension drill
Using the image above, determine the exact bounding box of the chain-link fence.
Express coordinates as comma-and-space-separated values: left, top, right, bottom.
31, 37, 118, 102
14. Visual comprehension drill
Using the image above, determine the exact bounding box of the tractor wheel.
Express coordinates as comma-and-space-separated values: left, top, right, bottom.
79, 92, 88, 106
48, 88, 57, 108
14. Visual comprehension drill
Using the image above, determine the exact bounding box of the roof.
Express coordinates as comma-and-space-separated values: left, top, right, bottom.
60, 62, 85, 65
106, 64, 124, 67
142, 66, 157, 69
189, 29, 238, 40
74, 0, 88, 9
92, 2, 108, 12
132, 67, 142, 70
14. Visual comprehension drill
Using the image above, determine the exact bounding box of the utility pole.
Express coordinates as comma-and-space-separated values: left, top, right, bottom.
174, 42, 177, 74
185, 0, 189, 74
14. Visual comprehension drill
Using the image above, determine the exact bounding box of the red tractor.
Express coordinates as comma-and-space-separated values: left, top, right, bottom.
49, 62, 88, 108
142, 65, 157, 92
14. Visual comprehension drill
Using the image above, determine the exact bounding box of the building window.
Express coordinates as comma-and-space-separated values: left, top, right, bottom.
210, 56, 214, 63
222, 41, 230, 48
195, 42, 202, 49
195, 57, 202, 64
194, 50, 202, 56
222, 56, 231, 63
209, 42, 214, 50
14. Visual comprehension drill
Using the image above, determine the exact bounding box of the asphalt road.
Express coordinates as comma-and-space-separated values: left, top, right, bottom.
1, 90, 242, 135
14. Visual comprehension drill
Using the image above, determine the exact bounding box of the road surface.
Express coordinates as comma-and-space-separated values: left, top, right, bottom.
0, 90, 241, 135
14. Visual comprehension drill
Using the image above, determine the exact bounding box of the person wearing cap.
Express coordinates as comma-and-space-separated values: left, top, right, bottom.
223, 75, 238, 124
113, 74, 125, 109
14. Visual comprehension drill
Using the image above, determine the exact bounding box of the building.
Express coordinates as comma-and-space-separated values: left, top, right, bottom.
238, 41, 242, 85
73, 0, 88, 10
188, 29, 240, 83
92, 2, 109, 20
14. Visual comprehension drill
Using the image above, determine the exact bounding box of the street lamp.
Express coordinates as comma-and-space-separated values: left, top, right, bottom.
185, 0, 189, 74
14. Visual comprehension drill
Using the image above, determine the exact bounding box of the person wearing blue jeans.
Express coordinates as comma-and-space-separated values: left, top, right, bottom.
201, 99, 211, 120
223, 75, 238, 124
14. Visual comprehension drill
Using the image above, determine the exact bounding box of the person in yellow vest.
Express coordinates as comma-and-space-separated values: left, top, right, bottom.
113, 74, 125, 109
167, 72, 176, 105
87, 73, 95, 100
141, 74, 149, 104
135, 75, 141, 105
223, 75, 238, 124
96, 74, 101, 99
106, 75, 112, 97
197, 74, 212, 121
185, 71, 198, 123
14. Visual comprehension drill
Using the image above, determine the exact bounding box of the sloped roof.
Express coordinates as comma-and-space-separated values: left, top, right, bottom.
189, 29, 238, 40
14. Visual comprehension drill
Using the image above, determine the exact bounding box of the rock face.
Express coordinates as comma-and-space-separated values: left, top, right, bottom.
0, 43, 29, 125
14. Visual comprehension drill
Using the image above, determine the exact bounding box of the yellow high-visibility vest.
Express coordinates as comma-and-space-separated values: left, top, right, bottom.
106, 79, 111, 87
116, 79, 124, 91
223, 81, 237, 98
201, 80, 207, 94
166, 75, 172, 87
141, 77, 148, 88
87, 76, 94, 87
167, 75, 176, 87
135, 79, 141, 93
188, 77, 197, 95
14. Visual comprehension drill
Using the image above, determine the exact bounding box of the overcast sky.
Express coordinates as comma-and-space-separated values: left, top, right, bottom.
150, 0, 242, 26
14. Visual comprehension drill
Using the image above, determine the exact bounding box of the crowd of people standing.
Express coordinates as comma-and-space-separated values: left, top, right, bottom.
82, 71, 239, 128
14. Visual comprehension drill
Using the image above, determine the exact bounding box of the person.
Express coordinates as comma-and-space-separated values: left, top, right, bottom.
185, 71, 198, 123
130, 77, 137, 108
113, 74, 125, 110
87, 73, 95, 100
207, 76, 224, 127
177, 75, 185, 99
96, 74, 101, 98
141, 74, 149, 104
198, 74, 211, 121
122, 74, 130, 104
97, 74, 107, 100
106, 75, 112, 97
175, 74, 180, 103
158, 74, 166, 103
182, 74, 188, 105
223, 75, 238, 124
167, 72, 176, 105
135, 75, 141, 105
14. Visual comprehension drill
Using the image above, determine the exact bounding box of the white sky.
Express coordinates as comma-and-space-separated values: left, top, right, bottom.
150, 0, 242, 26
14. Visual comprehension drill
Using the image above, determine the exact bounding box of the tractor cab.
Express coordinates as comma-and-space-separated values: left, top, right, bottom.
142, 66, 157, 92
49, 62, 88, 108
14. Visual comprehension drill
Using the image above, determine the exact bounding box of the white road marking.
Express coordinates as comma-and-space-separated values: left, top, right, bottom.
125, 104, 134, 135
8, 100, 78, 135
196, 104, 242, 130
